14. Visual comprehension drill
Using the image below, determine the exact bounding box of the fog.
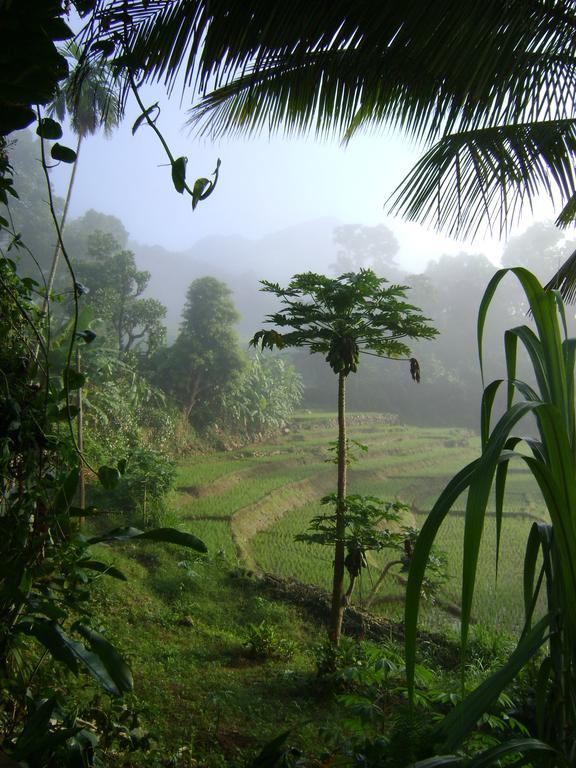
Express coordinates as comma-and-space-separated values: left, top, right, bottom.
46, 81, 553, 269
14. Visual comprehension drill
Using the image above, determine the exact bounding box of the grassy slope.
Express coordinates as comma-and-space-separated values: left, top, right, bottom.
97, 545, 340, 767
93, 413, 546, 765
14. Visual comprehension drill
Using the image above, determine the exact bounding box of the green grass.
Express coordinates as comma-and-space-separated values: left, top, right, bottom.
90, 544, 340, 767
84, 412, 547, 766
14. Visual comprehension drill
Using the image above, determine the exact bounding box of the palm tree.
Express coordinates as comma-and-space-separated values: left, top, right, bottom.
45, 41, 120, 298
86, 0, 576, 292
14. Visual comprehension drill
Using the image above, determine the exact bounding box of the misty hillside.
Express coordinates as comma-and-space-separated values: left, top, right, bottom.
132, 217, 340, 340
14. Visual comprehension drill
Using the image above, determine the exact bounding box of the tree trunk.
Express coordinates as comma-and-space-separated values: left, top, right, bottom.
329, 372, 347, 644
44, 133, 83, 304
76, 347, 85, 528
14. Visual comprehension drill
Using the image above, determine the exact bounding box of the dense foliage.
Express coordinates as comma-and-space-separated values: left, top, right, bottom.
223, 353, 303, 436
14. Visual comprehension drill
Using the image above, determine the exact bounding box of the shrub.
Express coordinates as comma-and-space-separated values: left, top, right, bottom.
244, 621, 297, 661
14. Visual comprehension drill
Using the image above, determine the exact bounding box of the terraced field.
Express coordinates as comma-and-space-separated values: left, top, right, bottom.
174, 413, 548, 634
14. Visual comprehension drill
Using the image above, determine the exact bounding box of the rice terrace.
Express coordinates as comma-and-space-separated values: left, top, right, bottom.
175, 412, 546, 635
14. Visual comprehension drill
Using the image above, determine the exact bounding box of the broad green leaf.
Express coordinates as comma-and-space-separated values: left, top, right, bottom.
192, 158, 221, 208
523, 522, 550, 630
248, 730, 291, 768
504, 329, 518, 409
54, 404, 79, 421
78, 559, 127, 580
51, 142, 77, 163
17, 620, 128, 697
563, 338, 576, 445
510, 269, 568, 418
36, 117, 63, 140
480, 379, 502, 448
468, 738, 556, 768
62, 366, 86, 391
506, 326, 548, 401
171, 156, 187, 193
405, 459, 480, 701
87, 526, 208, 553
50, 623, 127, 696
14, 698, 56, 756
477, 269, 509, 384
494, 440, 524, 580
75, 624, 133, 694
15, 619, 79, 673
76, 329, 97, 343
98, 465, 121, 490
460, 401, 540, 656
191, 177, 210, 209
16, 727, 81, 761
53, 467, 80, 513
13, 698, 80, 760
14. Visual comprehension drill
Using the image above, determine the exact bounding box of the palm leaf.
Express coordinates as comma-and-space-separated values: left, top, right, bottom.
545, 246, 576, 303
84, 2, 576, 294
388, 120, 576, 240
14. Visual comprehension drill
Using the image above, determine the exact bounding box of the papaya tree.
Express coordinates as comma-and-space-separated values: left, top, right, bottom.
251, 270, 437, 644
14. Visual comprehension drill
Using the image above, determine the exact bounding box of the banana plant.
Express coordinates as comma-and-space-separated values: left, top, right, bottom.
405, 267, 576, 760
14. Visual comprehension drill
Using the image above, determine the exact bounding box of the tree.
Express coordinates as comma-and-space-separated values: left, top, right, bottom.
251, 270, 437, 643
331, 224, 400, 279
45, 40, 121, 299
64, 208, 129, 254
77, 233, 166, 356
85, 0, 576, 295
0, 5, 216, 764
157, 277, 245, 426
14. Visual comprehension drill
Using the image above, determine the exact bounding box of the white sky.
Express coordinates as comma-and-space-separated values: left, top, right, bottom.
49, 82, 557, 273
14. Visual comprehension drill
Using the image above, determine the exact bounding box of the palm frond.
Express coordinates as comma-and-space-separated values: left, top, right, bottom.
545, 246, 576, 303
51, 41, 121, 137
387, 120, 576, 240
86, 0, 576, 128
82, 0, 576, 291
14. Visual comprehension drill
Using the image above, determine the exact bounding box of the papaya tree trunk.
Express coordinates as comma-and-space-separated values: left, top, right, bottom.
329, 371, 347, 644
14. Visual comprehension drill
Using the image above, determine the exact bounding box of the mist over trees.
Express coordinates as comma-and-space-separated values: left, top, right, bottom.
153, 276, 245, 427
6, 131, 576, 431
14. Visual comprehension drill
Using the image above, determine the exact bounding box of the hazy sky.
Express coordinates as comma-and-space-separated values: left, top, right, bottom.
49, 80, 556, 274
